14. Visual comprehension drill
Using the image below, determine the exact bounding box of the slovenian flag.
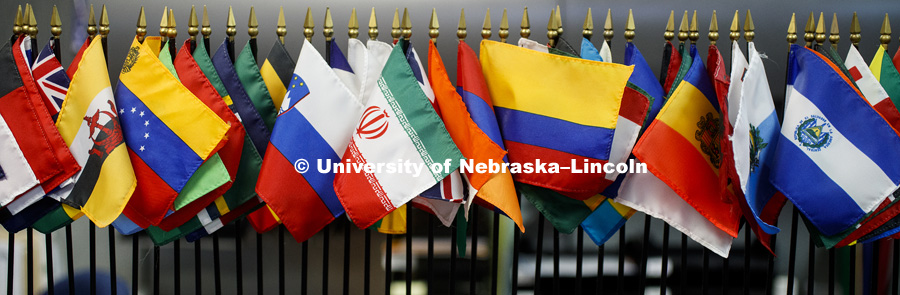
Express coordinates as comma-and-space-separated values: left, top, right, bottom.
769, 45, 900, 236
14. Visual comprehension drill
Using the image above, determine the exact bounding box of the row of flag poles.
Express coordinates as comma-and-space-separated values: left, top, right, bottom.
4, 2, 900, 293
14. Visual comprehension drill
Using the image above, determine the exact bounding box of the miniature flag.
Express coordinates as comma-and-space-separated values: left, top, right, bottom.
235, 40, 279, 132
845, 46, 900, 131
31, 38, 69, 121
213, 39, 271, 155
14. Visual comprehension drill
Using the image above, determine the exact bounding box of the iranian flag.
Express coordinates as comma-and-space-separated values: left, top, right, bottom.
334, 40, 465, 229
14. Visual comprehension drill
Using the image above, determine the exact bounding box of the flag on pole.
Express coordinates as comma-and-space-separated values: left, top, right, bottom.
31, 38, 70, 121
769, 45, 900, 236
115, 36, 230, 228
334, 40, 466, 229
213, 39, 271, 156
662, 41, 683, 95
66, 38, 90, 78
256, 39, 363, 242
845, 46, 900, 131
235, 41, 278, 132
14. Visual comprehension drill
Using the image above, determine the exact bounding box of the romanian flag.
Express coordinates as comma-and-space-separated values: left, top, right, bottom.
115, 36, 230, 228
479, 40, 633, 199
633, 45, 741, 238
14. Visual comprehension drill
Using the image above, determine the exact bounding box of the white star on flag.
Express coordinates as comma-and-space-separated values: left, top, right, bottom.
144, 120, 149, 126
139, 146, 145, 152
144, 133, 149, 139
139, 111, 144, 117
131, 107, 136, 113
120, 108, 124, 114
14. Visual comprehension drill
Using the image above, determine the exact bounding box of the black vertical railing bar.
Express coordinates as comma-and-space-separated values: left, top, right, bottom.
195, 239, 202, 295
828, 248, 835, 295
364, 228, 372, 295
660, 224, 670, 295
406, 215, 412, 295
766, 225, 777, 295
279, 227, 285, 295
109, 228, 117, 295
153, 246, 160, 295
6, 231, 12, 295
90, 223, 96, 295
872, 241, 880, 295
174, 241, 181, 295
45, 232, 53, 295
345, 221, 353, 295
132, 235, 139, 295
596, 244, 605, 294
680, 234, 687, 293
722, 249, 728, 294
427, 217, 434, 294
213, 233, 222, 295
640, 216, 651, 292
575, 228, 584, 295
236, 220, 244, 295
701, 249, 709, 295
512, 198, 521, 295
471, 208, 480, 295
26, 229, 33, 295
849, 245, 857, 294
893, 240, 899, 294
66, 226, 75, 294
257, 232, 263, 295
451, 220, 458, 295
553, 228, 560, 295
386, 234, 393, 295
744, 229, 751, 295
534, 216, 545, 294
617, 224, 625, 295
786, 209, 799, 295
301, 240, 309, 295
492, 214, 500, 295
807, 238, 815, 294
323, 225, 330, 295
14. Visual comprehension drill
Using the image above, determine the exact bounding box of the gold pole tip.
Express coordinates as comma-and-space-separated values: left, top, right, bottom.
664, 10, 675, 41
304, 7, 315, 41
689, 10, 699, 42
830, 13, 840, 45
482, 8, 492, 40
729, 10, 740, 41
324, 7, 334, 41
520, 7, 530, 38
159, 6, 168, 37
678, 10, 689, 42
51, 5, 62, 37
201, 5, 211, 38
249, 7, 258, 38
709, 10, 718, 43
402, 8, 412, 39
428, 8, 438, 41
881, 13, 891, 45
368, 7, 378, 40
815, 12, 826, 44
500, 8, 509, 42
787, 13, 797, 44
226, 6, 236, 38
167, 8, 176, 39
13, 5, 22, 35
624, 9, 635, 42
603, 8, 614, 41
458, 8, 467, 40
744, 10, 755, 42
350, 8, 360, 39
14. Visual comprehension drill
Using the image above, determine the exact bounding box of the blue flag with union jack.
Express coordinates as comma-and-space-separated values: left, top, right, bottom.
31, 39, 70, 121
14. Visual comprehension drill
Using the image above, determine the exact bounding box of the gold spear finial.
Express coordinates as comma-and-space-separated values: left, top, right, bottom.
555, 5, 563, 37
248, 7, 258, 39
499, 9, 509, 42
277, 7, 287, 43
428, 8, 438, 42
13, 5, 22, 36
881, 13, 892, 48
324, 7, 334, 42
226, 6, 236, 41
548, 8, 558, 48
664, 10, 675, 41
830, 13, 839, 48
521, 7, 531, 38
168, 8, 177, 39
582, 8, 593, 40
458, 8, 467, 41
787, 13, 797, 44
744, 10, 755, 42
136, 7, 147, 42
159, 6, 168, 38
349, 8, 359, 39
625, 9, 635, 43
689, 10, 699, 44
804, 12, 815, 47
201, 6, 211, 40
99, 5, 109, 39
850, 12, 860, 47
729, 10, 740, 42
678, 10, 689, 43
402, 8, 412, 40
391, 8, 401, 42
603, 8, 614, 42
482, 8, 492, 40
304, 7, 314, 42
709, 10, 718, 45
27, 4, 38, 38
87, 4, 97, 38
21, 4, 30, 37
368, 8, 378, 40
815, 12, 826, 44
51, 5, 62, 39
188, 6, 198, 41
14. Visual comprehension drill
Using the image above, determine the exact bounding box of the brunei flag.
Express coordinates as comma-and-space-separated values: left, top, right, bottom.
479, 40, 634, 199
770, 45, 900, 236
115, 36, 230, 228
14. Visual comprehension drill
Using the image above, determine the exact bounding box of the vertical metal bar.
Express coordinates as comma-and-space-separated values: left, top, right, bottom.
66, 226, 74, 294
576, 228, 584, 295
680, 234, 687, 293
174, 240, 180, 295
214, 233, 222, 295
535, 216, 545, 293
451, 221, 457, 295
279, 227, 285, 295
723, 250, 729, 295
618, 224, 626, 295
406, 217, 412, 295
849, 245, 856, 295
386, 234, 393, 295
640, 215, 651, 292
702, 249, 709, 295
660, 224, 670, 295
553, 228, 560, 295
744, 230, 751, 295
27, 229, 33, 295
597, 244, 605, 294
766, 234, 776, 295
471, 209, 479, 295
132, 235, 139, 295
236, 221, 243, 295
828, 248, 835, 295
364, 229, 371, 295
46, 232, 53, 295
257, 233, 263, 295
786, 210, 800, 295
345, 222, 352, 295
513, 196, 521, 295
301, 239, 308, 295
109, 228, 117, 295
323, 226, 330, 295
195, 239, 202, 295
872, 241, 880, 295
153, 246, 160, 295
7, 232, 13, 295
492, 214, 500, 295
893, 240, 899, 295
428, 217, 435, 293
808, 238, 815, 294
90, 223, 96, 295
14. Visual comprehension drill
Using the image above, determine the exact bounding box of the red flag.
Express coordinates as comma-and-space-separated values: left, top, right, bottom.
66, 38, 90, 79
247, 206, 280, 233
662, 41, 683, 94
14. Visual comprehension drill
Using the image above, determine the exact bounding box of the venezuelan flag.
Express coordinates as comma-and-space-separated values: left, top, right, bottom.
479, 40, 634, 199
633, 45, 740, 238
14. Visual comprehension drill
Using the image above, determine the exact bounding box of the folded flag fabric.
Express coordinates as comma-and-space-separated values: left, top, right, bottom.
770, 45, 900, 236
236, 40, 278, 132
66, 38, 90, 78
260, 40, 296, 111
334, 40, 466, 229
213, 39, 271, 156
31, 38, 69, 122
247, 205, 280, 234
845, 45, 900, 132
479, 40, 634, 199
256, 38, 363, 242
369, 204, 407, 234
872, 45, 900, 116
116, 36, 230, 228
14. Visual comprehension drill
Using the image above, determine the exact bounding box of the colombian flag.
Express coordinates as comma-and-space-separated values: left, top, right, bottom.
479, 40, 634, 199
633, 45, 741, 238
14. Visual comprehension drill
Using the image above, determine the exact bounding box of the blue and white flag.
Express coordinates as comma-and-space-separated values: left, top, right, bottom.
770, 45, 900, 236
